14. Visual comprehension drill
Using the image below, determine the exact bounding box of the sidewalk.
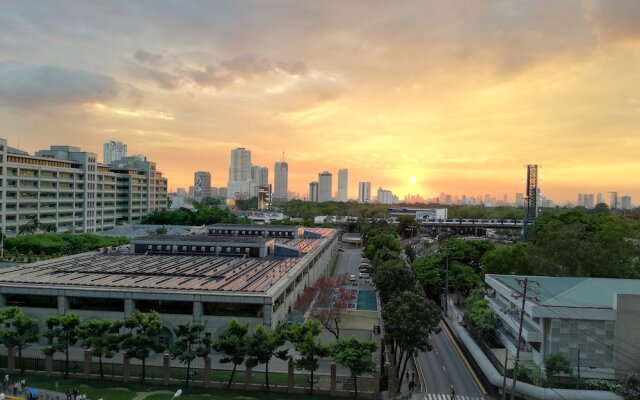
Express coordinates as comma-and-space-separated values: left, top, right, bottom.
385, 353, 423, 400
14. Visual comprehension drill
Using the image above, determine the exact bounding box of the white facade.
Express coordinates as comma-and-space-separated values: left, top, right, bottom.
103, 141, 127, 165
376, 187, 397, 204
337, 168, 348, 202
251, 165, 268, 196
318, 171, 332, 203
227, 148, 252, 199
358, 182, 371, 203
273, 162, 288, 201
0, 138, 168, 235
621, 196, 632, 210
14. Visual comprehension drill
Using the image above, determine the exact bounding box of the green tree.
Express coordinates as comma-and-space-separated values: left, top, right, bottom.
382, 291, 440, 391
0, 306, 39, 373
155, 225, 168, 235
286, 320, 331, 395
465, 289, 500, 343
372, 259, 416, 303
449, 262, 482, 297
245, 325, 289, 392
481, 242, 537, 276
120, 310, 164, 382
43, 312, 81, 378
412, 255, 444, 299
331, 337, 377, 398
212, 318, 249, 388
364, 233, 402, 261
397, 216, 419, 239
170, 321, 212, 387
404, 244, 416, 263
544, 353, 572, 377
78, 320, 121, 379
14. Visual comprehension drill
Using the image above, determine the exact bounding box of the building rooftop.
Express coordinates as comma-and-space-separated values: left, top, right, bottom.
491, 275, 640, 309
0, 253, 300, 293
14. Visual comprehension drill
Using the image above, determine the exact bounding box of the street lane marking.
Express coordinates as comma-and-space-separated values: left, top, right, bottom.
441, 321, 487, 396
425, 394, 485, 400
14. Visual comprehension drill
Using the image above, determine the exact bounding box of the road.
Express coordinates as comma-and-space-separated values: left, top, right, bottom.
334, 247, 363, 277
417, 321, 489, 400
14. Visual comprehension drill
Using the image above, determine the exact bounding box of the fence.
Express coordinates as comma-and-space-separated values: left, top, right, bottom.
0, 354, 378, 398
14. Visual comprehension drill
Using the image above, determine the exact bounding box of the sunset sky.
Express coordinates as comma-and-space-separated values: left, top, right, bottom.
1, 1, 640, 204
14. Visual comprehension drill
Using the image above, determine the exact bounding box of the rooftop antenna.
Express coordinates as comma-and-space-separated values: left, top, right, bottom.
282, 149, 285, 163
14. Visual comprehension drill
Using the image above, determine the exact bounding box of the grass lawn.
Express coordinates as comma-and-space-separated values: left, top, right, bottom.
22, 374, 332, 400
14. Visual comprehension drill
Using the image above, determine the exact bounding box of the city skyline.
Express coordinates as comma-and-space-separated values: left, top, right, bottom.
2, 2, 640, 203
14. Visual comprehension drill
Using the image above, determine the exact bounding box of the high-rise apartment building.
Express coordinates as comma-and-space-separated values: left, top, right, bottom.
273, 161, 288, 202
309, 181, 319, 202
0, 138, 167, 235
376, 187, 398, 204
358, 182, 371, 203
515, 192, 524, 207
585, 193, 595, 209
337, 168, 348, 202
103, 141, 127, 165
227, 148, 252, 200
525, 164, 539, 222
318, 171, 332, 203
597, 193, 604, 205
577, 194, 584, 207
621, 196, 632, 210
251, 166, 268, 196
194, 171, 211, 201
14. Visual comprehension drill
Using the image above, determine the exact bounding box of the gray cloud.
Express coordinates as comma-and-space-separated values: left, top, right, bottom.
186, 65, 234, 90
0, 65, 118, 107
131, 64, 181, 90
133, 49, 165, 66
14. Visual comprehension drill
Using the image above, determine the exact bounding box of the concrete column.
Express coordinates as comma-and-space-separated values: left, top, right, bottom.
124, 299, 134, 318
373, 368, 381, 400
7, 347, 14, 373
288, 359, 294, 392
83, 349, 92, 378
203, 356, 211, 387
330, 362, 337, 397
45, 354, 52, 377
57, 295, 67, 315
163, 353, 170, 385
245, 365, 252, 390
122, 357, 130, 382
263, 304, 272, 327
193, 301, 203, 322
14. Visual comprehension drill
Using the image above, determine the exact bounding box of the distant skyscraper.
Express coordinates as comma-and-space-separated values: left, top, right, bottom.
577, 194, 584, 207
376, 187, 397, 204
194, 171, 212, 201
251, 165, 268, 196
227, 148, 252, 199
103, 140, 127, 164
525, 164, 539, 222
515, 192, 523, 207
337, 168, 348, 202
358, 182, 371, 203
585, 193, 594, 209
318, 171, 332, 202
273, 161, 289, 201
621, 196, 632, 210
309, 181, 319, 202
610, 192, 618, 209
597, 193, 604, 205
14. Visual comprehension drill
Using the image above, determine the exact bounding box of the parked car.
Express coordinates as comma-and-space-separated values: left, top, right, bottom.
349, 274, 357, 282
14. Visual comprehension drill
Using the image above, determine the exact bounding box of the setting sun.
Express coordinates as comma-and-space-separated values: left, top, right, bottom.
409, 176, 417, 184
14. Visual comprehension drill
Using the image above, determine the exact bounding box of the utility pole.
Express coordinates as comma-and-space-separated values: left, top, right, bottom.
510, 277, 539, 400
444, 250, 449, 318
501, 351, 509, 400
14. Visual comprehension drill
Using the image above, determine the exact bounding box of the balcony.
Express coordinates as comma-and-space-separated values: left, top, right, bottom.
486, 296, 542, 343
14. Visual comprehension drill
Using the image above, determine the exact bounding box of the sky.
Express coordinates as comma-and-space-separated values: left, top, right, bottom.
1, 1, 640, 204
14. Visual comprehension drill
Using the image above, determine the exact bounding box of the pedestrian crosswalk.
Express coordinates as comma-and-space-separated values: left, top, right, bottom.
424, 394, 485, 400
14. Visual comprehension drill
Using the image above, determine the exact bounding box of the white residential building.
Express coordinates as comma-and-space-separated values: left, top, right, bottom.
273, 161, 288, 201
337, 168, 348, 202
358, 182, 371, 204
103, 140, 127, 165
318, 171, 332, 203
0, 138, 168, 235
